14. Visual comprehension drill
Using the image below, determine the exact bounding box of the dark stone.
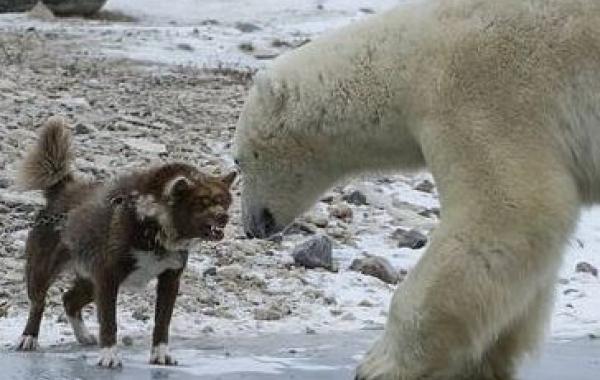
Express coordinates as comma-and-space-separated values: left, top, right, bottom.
349, 256, 398, 284
203, 267, 217, 277
0, 0, 37, 13
392, 228, 428, 249
0, 176, 10, 189
238, 42, 255, 52
414, 179, 435, 193
418, 207, 441, 218
292, 235, 333, 270
575, 262, 598, 277
342, 190, 368, 206
234, 21, 261, 33
176, 43, 194, 51
200, 19, 219, 26
42, 0, 107, 16
73, 122, 94, 135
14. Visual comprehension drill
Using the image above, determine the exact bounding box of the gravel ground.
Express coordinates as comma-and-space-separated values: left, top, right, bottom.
0, 25, 435, 345
1, 1, 598, 353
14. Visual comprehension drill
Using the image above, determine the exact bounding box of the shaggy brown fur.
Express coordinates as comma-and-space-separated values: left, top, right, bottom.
15, 117, 236, 368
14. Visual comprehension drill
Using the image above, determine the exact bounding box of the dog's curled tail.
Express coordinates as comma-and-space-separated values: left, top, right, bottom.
18, 116, 74, 191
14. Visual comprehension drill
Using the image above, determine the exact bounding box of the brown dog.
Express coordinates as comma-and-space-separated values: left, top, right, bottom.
15, 116, 235, 368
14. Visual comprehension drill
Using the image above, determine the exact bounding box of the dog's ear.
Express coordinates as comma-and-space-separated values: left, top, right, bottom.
221, 171, 237, 187
164, 176, 191, 200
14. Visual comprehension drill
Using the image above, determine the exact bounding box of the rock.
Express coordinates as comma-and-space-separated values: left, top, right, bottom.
132, 307, 150, 322
350, 256, 399, 284
0, 176, 11, 189
176, 43, 194, 51
0, 79, 16, 90
341, 312, 356, 321
323, 296, 337, 305
283, 222, 316, 236
361, 322, 385, 331
575, 262, 598, 277
329, 309, 343, 316
0, 0, 37, 13
414, 179, 435, 193
305, 327, 317, 335
320, 194, 335, 204
359, 7, 375, 14
329, 203, 353, 221
122, 138, 167, 154
201, 325, 215, 334
122, 335, 133, 346
292, 235, 333, 270
0, 301, 9, 318
42, 0, 107, 16
56, 312, 68, 323
253, 50, 279, 60
254, 304, 289, 321
200, 19, 219, 26
306, 212, 329, 228
418, 207, 440, 218
217, 264, 243, 281
203, 266, 217, 277
73, 122, 95, 135
358, 299, 374, 307
342, 190, 368, 206
27, 2, 54, 20
271, 39, 293, 48
238, 42, 255, 52
392, 228, 428, 249
234, 21, 262, 33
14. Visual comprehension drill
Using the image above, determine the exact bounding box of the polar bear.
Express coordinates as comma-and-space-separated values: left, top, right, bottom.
233, 0, 600, 378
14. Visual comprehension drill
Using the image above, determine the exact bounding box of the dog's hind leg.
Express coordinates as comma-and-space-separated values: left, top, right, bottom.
17, 241, 70, 351
63, 278, 97, 346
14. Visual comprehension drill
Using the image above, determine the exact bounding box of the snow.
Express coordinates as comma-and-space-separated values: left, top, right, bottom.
0, 0, 599, 359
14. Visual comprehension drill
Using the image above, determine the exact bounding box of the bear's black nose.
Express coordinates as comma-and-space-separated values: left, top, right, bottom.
244, 207, 278, 239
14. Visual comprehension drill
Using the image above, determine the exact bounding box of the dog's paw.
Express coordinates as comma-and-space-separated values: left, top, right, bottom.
150, 344, 178, 366
68, 317, 97, 346
15, 335, 39, 351
97, 346, 122, 368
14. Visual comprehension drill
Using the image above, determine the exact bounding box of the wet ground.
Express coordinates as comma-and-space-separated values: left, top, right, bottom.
1, 332, 599, 379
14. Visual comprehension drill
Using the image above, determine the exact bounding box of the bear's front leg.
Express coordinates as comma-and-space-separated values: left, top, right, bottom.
356, 189, 577, 379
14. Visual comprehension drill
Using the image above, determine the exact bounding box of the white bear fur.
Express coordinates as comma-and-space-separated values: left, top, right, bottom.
234, 0, 600, 379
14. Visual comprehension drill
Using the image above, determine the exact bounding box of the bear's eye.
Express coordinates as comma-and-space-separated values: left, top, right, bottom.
234, 158, 240, 165
253, 151, 259, 159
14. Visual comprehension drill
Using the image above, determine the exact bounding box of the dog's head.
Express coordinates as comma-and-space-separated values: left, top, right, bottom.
162, 170, 236, 241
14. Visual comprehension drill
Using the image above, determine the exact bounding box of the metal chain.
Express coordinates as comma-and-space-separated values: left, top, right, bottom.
1, 194, 136, 239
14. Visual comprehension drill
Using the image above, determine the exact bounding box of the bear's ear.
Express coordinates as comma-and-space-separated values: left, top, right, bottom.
164, 176, 191, 200
221, 171, 237, 188
255, 71, 288, 114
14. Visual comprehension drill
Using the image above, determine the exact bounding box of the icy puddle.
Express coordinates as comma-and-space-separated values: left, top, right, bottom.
1, 332, 599, 379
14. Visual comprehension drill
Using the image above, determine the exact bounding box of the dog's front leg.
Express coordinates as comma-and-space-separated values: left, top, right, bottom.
95, 271, 121, 368
150, 267, 183, 365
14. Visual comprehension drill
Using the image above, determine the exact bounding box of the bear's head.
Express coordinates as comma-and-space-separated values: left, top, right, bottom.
233, 71, 337, 238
